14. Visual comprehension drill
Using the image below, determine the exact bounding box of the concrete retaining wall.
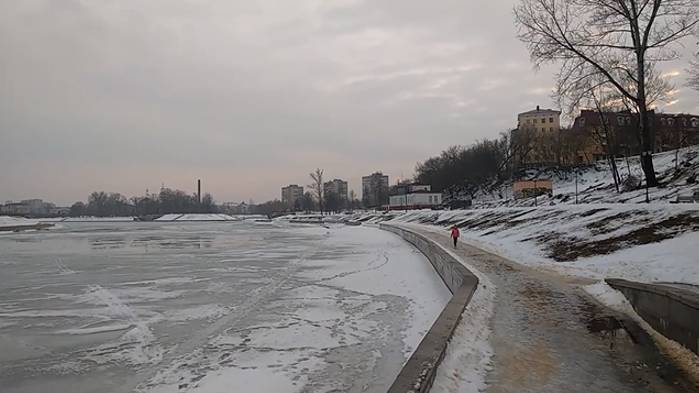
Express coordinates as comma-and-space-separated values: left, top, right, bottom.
380, 224, 479, 393
606, 278, 699, 356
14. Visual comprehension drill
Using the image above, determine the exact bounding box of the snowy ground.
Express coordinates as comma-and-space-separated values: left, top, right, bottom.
364, 204, 699, 287
473, 145, 699, 207
0, 221, 449, 393
0, 216, 39, 227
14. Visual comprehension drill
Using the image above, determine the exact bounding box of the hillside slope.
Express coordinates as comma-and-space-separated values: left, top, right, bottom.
474, 146, 699, 207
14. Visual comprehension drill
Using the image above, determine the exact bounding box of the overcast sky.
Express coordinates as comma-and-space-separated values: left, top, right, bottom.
1, 0, 697, 205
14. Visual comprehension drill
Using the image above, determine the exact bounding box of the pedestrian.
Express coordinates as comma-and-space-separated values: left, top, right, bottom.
450, 225, 460, 248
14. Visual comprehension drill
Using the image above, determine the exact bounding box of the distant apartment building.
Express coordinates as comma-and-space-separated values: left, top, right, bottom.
388, 183, 442, 210
220, 201, 251, 215
323, 179, 348, 201
0, 199, 55, 216
511, 106, 562, 167
281, 185, 304, 210
362, 172, 389, 208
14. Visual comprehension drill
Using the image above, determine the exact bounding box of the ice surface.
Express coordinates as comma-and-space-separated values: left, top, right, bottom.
0, 215, 39, 227
154, 213, 241, 221
0, 221, 450, 393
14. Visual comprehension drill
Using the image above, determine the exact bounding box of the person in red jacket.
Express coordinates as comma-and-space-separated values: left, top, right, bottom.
450, 225, 460, 248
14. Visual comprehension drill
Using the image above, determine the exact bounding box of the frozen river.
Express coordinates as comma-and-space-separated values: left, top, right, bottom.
0, 221, 450, 393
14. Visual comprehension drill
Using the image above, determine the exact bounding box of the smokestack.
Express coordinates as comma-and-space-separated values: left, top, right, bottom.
536, 105, 540, 111
197, 179, 201, 204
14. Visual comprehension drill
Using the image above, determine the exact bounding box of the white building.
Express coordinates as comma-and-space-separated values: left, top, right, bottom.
388, 184, 442, 209
389, 192, 442, 209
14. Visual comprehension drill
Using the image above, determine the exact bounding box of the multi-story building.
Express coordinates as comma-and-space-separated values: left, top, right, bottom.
511, 106, 562, 167
569, 110, 699, 163
362, 172, 389, 208
0, 199, 54, 216
323, 179, 348, 201
281, 185, 304, 210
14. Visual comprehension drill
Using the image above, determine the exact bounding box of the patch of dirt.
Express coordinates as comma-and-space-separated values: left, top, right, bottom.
585, 211, 640, 235
548, 214, 699, 262
578, 208, 610, 218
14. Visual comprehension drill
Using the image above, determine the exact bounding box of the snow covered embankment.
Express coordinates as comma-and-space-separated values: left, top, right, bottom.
390, 205, 699, 286
473, 146, 699, 208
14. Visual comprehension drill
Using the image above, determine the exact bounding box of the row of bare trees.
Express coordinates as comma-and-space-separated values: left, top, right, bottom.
415, 136, 513, 199
69, 188, 217, 217
306, 169, 361, 214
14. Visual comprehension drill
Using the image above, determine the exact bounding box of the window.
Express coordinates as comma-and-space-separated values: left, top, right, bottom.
683, 118, 688, 127
668, 118, 675, 126
542, 127, 546, 132
692, 118, 699, 128
617, 116, 624, 125
533, 118, 537, 124
625, 116, 631, 125
660, 118, 666, 126
550, 127, 554, 132
549, 117, 554, 123
579, 118, 586, 126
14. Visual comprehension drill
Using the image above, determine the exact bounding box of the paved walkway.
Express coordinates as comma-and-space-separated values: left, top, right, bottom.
402, 224, 695, 393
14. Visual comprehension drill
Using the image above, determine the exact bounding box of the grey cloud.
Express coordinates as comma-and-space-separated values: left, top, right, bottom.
1, 0, 697, 204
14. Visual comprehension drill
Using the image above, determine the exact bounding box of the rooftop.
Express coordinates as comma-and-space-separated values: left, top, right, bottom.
519, 105, 561, 116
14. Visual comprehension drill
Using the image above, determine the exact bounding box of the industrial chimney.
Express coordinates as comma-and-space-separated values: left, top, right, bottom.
197, 179, 201, 204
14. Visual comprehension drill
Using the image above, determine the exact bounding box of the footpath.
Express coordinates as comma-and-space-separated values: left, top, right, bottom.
398, 223, 697, 393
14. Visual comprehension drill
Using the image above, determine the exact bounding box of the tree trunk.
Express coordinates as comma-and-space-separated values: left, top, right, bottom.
635, 47, 659, 187
637, 104, 658, 186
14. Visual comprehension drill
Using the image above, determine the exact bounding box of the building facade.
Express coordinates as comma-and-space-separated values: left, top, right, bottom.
361, 172, 389, 208
281, 185, 304, 210
511, 106, 562, 168
388, 184, 442, 209
323, 179, 348, 201
569, 110, 699, 163
220, 201, 252, 215
0, 199, 55, 216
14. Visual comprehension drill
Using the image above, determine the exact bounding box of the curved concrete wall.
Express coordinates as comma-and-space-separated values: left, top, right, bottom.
380, 223, 479, 393
607, 278, 699, 356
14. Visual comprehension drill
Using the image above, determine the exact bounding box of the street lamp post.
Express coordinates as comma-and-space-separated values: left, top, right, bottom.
575, 169, 578, 205
643, 151, 650, 203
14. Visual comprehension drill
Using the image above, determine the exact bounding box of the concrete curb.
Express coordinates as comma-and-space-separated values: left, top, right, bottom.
606, 278, 699, 356
380, 223, 479, 393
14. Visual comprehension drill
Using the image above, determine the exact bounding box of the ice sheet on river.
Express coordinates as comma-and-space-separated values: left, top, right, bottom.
0, 222, 450, 393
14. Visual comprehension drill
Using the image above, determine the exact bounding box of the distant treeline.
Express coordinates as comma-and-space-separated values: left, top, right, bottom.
414, 133, 512, 198
69, 188, 217, 217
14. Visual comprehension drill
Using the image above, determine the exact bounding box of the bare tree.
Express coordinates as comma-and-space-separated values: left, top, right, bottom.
309, 168, 324, 214
515, 0, 698, 187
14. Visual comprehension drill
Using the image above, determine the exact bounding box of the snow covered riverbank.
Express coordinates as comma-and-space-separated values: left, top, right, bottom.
0, 222, 449, 393
369, 204, 699, 286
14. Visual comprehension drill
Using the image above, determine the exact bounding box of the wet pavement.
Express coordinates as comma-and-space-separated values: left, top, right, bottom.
403, 224, 695, 393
